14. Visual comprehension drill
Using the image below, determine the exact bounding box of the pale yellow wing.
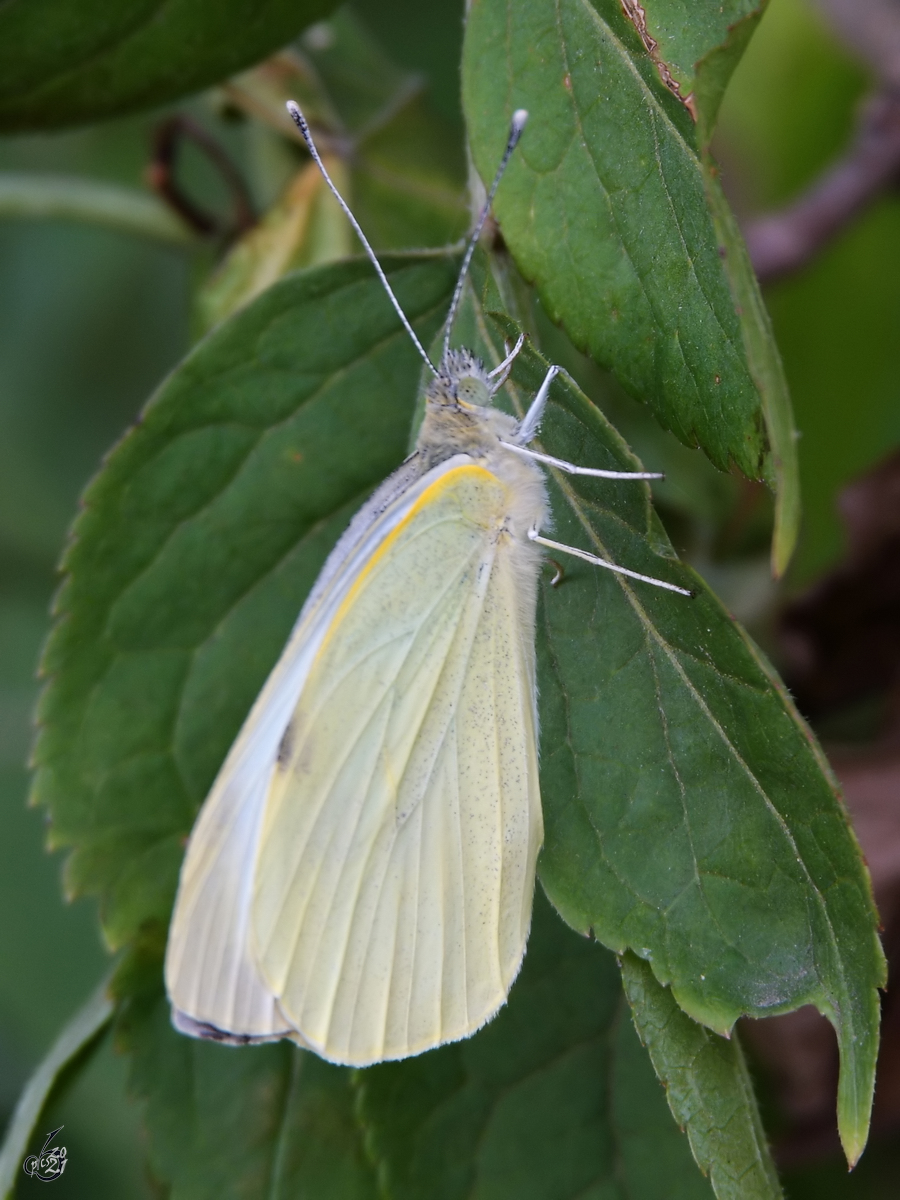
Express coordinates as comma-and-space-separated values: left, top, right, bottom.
252, 463, 543, 1065
165, 455, 467, 1041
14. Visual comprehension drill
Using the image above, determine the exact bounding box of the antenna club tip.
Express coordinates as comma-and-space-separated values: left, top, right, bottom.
286, 99, 304, 125
509, 110, 528, 145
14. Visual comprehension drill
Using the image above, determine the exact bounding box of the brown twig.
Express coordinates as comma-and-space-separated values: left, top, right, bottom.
147, 115, 256, 239
815, 0, 900, 91
741, 0, 900, 283
744, 88, 900, 284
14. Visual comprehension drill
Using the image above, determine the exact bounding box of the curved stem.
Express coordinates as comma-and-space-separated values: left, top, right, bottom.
0, 173, 197, 246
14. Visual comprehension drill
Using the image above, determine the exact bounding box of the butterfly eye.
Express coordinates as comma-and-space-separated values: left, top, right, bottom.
455, 376, 491, 406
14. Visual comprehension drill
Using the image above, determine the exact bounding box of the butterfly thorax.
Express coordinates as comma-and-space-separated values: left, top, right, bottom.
414, 347, 549, 548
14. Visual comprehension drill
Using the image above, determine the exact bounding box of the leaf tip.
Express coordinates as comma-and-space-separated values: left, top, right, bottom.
839, 1121, 868, 1171
834, 990, 882, 1171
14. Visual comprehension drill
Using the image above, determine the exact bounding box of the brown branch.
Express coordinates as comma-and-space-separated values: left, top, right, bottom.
147, 115, 256, 240
815, 0, 900, 90
743, 0, 900, 283
744, 88, 900, 284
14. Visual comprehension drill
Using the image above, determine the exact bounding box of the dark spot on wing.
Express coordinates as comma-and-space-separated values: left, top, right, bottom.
277, 720, 295, 769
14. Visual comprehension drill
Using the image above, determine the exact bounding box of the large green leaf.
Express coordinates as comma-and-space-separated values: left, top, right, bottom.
443, 270, 881, 1164
462, 0, 800, 571
611, 0, 762, 135
0, 0, 336, 133
115, 935, 376, 1199
358, 891, 717, 1200
31, 253, 458, 948
526, 340, 880, 1165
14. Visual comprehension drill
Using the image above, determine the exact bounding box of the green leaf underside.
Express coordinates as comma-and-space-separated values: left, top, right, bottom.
34, 254, 881, 1167
452, 274, 880, 1162
0, 978, 113, 1200
116, 943, 377, 1199
32, 253, 458, 948
462, 0, 800, 569
621, 952, 781, 1199
0, 0, 337, 133
358, 891, 715, 1200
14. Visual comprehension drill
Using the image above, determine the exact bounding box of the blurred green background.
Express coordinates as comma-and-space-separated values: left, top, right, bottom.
1, 0, 898, 1194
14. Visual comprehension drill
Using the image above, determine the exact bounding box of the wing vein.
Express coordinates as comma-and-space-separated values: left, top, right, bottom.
263, 544, 485, 966
326, 545, 497, 1054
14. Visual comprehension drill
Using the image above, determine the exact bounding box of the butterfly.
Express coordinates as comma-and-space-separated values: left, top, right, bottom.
164, 104, 690, 1066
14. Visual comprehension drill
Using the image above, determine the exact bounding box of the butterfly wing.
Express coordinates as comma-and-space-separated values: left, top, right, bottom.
165, 454, 435, 1041
252, 462, 543, 1065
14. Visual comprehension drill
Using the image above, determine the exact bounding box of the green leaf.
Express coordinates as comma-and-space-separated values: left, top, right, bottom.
448, 278, 881, 1165
31, 252, 458, 950
462, 0, 800, 571
115, 936, 376, 1198
621, 952, 781, 1199
517, 333, 881, 1165
358, 891, 716, 1200
0, 977, 112, 1200
0, 0, 337, 133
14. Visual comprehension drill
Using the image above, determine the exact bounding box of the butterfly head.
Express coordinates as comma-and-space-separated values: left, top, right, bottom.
429, 349, 494, 411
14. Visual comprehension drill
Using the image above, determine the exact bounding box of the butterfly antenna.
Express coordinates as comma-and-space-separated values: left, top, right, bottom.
441, 109, 528, 367
287, 101, 438, 377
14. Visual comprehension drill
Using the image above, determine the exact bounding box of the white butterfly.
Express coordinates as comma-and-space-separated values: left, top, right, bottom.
165, 106, 690, 1066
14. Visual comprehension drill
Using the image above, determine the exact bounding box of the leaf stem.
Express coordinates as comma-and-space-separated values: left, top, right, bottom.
0, 173, 196, 245
0, 976, 113, 1200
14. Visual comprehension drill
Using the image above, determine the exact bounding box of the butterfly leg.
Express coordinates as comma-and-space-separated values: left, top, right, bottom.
528, 529, 694, 596
513, 369, 664, 480
516, 365, 559, 443
487, 333, 527, 391
503, 440, 664, 480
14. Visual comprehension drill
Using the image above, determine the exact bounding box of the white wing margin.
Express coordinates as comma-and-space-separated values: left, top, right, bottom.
251, 464, 543, 1065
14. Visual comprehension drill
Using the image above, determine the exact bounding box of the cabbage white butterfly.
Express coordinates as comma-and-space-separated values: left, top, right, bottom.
165, 105, 691, 1066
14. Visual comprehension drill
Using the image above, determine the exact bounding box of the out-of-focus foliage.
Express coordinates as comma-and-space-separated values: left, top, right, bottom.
717, 0, 900, 585
0, 0, 338, 132
0, 120, 191, 1197
197, 11, 466, 331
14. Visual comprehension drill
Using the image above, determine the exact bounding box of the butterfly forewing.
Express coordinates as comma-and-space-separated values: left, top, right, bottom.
251, 463, 543, 1064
